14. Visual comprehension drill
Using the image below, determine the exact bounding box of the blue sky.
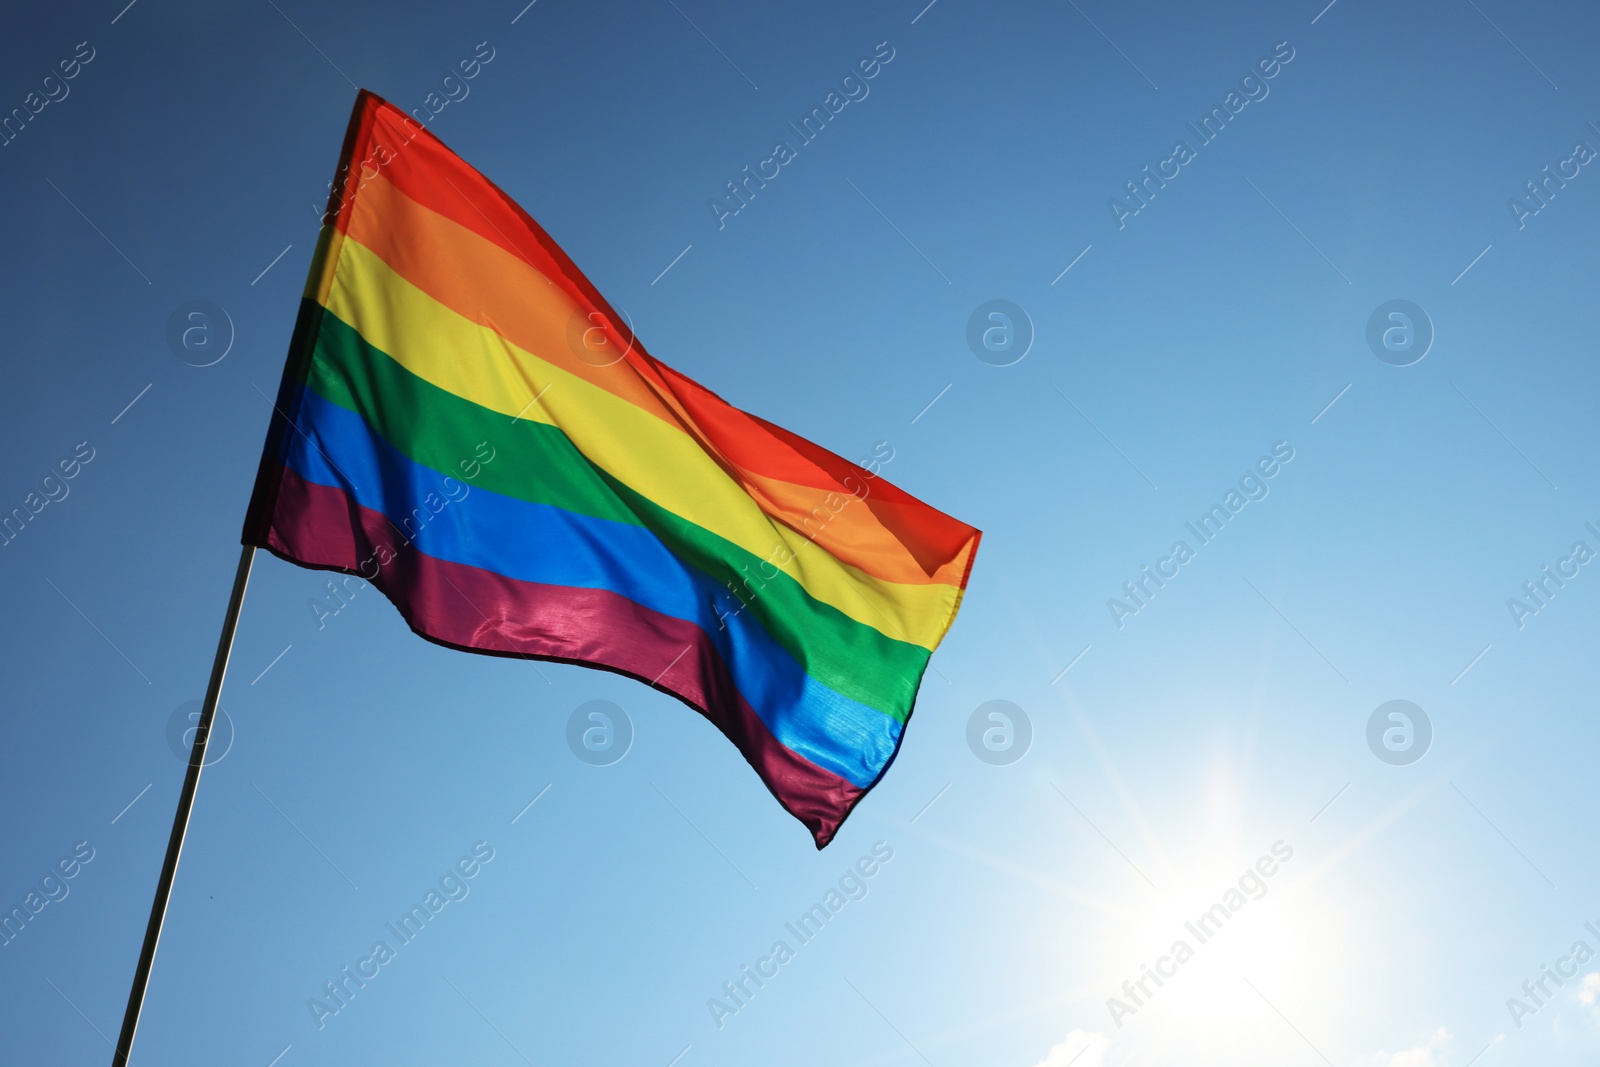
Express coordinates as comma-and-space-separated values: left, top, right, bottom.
3, 1, 1600, 1065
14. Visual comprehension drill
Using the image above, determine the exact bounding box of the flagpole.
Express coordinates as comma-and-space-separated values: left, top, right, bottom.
112, 543, 256, 1067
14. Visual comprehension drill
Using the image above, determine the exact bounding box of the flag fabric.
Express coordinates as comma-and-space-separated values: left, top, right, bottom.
242, 90, 981, 847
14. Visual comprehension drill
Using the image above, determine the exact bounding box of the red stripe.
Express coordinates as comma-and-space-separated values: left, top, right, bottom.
260, 461, 863, 848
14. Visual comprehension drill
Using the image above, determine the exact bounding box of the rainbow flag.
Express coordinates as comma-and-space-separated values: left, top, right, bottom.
243, 91, 980, 847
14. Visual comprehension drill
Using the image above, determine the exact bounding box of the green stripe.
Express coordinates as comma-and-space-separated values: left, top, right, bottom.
301, 305, 928, 719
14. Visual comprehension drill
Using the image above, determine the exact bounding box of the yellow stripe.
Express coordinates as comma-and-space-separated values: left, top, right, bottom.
321, 236, 958, 650
303, 223, 343, 305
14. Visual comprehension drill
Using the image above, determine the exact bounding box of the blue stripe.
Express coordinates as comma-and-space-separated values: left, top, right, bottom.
279, 384, 899, 788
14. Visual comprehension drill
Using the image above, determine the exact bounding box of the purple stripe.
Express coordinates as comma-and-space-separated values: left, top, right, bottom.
257, 462, 864, 847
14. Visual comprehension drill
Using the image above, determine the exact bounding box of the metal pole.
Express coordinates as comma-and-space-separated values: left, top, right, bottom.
112, 544, 256, 1067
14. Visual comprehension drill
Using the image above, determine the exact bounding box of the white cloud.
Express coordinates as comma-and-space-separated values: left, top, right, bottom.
1031, 1029, 1110, 1067
1574, 969, 1600, 1030
1356, 1026, 1450, 1067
